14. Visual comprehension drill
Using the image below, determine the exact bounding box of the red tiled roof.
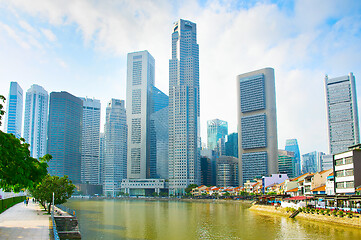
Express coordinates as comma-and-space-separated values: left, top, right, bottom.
319, 169, 332, 174
286, 187, 298, 192
311, 185, 326, 192
291, 172, 310, 181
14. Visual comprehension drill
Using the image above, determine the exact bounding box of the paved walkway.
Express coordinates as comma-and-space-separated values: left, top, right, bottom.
0, 200, 50, 240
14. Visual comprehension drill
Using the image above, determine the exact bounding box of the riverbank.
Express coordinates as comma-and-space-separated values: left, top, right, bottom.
250, 204, 361, 229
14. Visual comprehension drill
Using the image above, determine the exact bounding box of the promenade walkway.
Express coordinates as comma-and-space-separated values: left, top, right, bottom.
0, 200, 50, 240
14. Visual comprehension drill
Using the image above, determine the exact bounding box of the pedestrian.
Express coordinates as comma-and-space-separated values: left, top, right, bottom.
24, 199, 26, 205
26, 198, 28, 206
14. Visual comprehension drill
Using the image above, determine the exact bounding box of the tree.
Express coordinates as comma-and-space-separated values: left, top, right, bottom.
30, 175, 75, 213
185, 184, 198, 194
0, 95, 50, 192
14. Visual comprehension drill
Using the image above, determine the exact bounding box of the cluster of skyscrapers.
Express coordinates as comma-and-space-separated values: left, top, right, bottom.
3, 18, 360, 195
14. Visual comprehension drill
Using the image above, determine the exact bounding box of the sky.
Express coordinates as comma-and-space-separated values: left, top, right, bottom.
0, 0, 361, 155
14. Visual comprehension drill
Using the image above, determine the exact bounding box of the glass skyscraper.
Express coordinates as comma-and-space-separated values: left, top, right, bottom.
23, 84, 48, 159
169, 19, 200, 195
80, 97, 101, 185
4, 82, 23, 138
47, 91, 83, 183
301, 151, 325, 173
207, 119, 228, 150
325, 73, 359, 154
225, 132, 238, 158
278, 150, 295, 178
285, 139, 301, 177
237, 68, 278, 185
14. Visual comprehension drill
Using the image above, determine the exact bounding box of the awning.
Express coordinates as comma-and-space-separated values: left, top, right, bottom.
284, 196, 314, 201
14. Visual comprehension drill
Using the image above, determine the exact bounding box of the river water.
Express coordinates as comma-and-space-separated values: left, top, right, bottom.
65, 199, 361, 240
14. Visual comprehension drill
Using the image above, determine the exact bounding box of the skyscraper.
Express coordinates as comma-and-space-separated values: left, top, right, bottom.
23, 84, 48, 159
126, 50, 155, 180
301, 151, 325, 173
237, 68, 278, 185
278, 150, 295, 178
47, 91, 83, 183
285, 139, 301, 177
4, 82, 23, 138
207, 119, 228, 150
169, 19, 200, 195
99, 132, 105, 185
80, 97, 101, 185
225, 132, 238, 158
325, 73, 359, 154
104, 99, 127, 197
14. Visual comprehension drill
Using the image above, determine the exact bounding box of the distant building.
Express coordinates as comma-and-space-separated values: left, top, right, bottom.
325, 73, 359, 154
200, 156, 212, 186
201, 149, 217, 186
104, 99, 127, 197
216, 156, 238, 187
225, 132, 238, 158
262, 174, 288, 194
237, 68, 278, 185
285, 139, 301, 176
47, 91, 83, 183
278, 150, 296, 178
321, 154, 333, 171
301, 151, 325, 174
99, 132, 105, 185
207, 119, 228, 151
23, 84, 48, 159
80, 97, 101, 185
4, 82, 23, 138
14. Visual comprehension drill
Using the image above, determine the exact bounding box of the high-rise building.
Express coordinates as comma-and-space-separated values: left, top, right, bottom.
237, 68, 278, 185
278, 150, 296, 178
47, 91, 83, 183
126, 50, 155, 180
216, 156, 238, 187
207, 119, 228, 151
325, 73, 359, 154
285, 139, 301, 176
4, 82, 23, 138
200, 156, 213, 186
168, 19, 200, 195
321, 154, 333, 171
23, 84, 48, 159
80, 97, 101, 185
301, 151, 325, 173
104, 99, 127, 197
99, 132, 105, 185
225, 132, 238, 158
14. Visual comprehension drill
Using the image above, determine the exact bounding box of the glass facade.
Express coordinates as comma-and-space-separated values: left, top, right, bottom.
278, 150, 295, 178
216, 156, 238, 187
225, 132, 238, 158
285, 139, 301, 176
207, 119, 228, 151
242, 152, 268, 182
4, 82, 23, 139
301, 151, 325, 174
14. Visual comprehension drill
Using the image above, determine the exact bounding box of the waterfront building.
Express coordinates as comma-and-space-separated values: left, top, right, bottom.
285, 139, 301, 176
200, 156, 212, 186
225, 132, 238, 158
23, 84, 48, 159
168, 19, 200, 194
80, 97, 101, 185
104, 99, 127, 197
321, 154, 333, 171
207, 119, 228, 151
278, 150, 296, 178
201, 149, 217, 186
121, 179, 166, 195
99, 132, 105, 185
4, 82, 23, 138
262, 174, 288, 194
334, 144, 361, 195
326, 172, 335, 195
301, 151, 325, 174
325, 73, 359, 154
216, 156, 238, 187
237, 68, 278, 185
47, 91, 83, 183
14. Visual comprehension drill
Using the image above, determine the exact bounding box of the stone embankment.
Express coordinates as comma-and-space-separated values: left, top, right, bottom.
250, 204, 361, 228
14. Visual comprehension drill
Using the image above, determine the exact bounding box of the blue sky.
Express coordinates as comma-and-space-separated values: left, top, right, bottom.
1, 0, 361, 155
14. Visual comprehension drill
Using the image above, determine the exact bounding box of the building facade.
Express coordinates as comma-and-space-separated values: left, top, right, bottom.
285, 139, 301, 176
99, 132, 105, 185
4, 82, 23, 138
325, 73, 359, 154
301, 151, 325, 174
47, 91, 83, 183
80, 97, 101, 185
237, 68, 278, 185
104, 99, 127, 197
216, 156, 238, 187
168, 19, 200, 194
225, 132, 238, 158
207, 119, 228, 151
278, 150, 296, 178
23, 84, 48, 159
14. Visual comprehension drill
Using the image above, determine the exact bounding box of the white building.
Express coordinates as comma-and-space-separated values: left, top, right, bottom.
4, 82, 23, 139
23, 84, 48, 159
168, 19, 201, 195
80, 97, 101, 185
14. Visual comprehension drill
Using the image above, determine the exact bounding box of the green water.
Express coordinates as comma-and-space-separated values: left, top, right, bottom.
65, 199, 361, 240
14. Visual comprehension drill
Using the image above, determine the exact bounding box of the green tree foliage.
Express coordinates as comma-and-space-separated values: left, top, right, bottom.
0, 95, 50, 192
0, 95, 5, 125
185, 184, 198, 194
30, 175, 75, 213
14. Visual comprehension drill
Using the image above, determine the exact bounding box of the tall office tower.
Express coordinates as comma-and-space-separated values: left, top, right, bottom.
207, 119, 228, 150
301, 151, 325, 173
150, 86, 169, 179
325, 73, 359, 154
99, 132, 105, 185
169, 19, 200, 195
47, 92, 83, 183
126, 50, 155, 179
237, 68, 278, 185
23, 84, 48, 159
80, 97, 101, 185
216, 156, 238, 187
104, 99, 127, 197
200, 156, 212, 186
285, 139, 301, 176
321, 154, 333, 171
4, 82, 23, 138
225, 133, 238, 158
278, 150, 296, 178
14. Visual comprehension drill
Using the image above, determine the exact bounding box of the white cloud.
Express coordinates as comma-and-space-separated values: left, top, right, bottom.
41, 28, 57, 42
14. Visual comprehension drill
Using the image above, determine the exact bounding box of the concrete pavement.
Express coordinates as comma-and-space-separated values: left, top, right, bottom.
0, 199, 50, 240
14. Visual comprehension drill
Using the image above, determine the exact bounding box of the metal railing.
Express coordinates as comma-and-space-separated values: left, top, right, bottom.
51, 209, 60, 240
56, 204, 77, 217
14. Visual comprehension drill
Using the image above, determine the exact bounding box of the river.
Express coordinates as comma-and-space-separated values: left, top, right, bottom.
64, 199, 361, 240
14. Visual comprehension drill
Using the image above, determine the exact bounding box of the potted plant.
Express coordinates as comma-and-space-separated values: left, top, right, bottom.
347, 212, 353, 218
337, 210, 344, 217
